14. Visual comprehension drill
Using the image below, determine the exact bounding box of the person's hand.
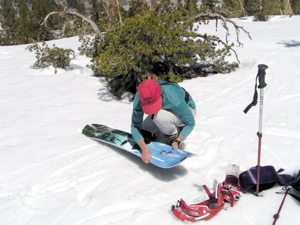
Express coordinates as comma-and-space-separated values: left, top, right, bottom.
171, 141, 179, 149
141, 147, 152, 164
171, 137, 183, 149
137, 139, 152, 164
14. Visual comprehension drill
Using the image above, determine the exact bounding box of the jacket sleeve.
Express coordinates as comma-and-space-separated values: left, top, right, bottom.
131, 93, 144, 142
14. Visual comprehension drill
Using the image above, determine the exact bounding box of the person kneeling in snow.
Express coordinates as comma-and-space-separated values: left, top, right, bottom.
131, 75, 197, 164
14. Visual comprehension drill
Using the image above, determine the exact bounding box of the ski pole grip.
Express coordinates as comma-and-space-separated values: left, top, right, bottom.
257, 64, 268, 89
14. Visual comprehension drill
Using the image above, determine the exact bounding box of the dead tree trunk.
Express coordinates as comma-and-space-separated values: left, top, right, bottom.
283, 0, 294, 15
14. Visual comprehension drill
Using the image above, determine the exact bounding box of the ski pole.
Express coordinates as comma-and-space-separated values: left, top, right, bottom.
272, 187, 290, 225
243, 64, 268, 195
255, 64, 268, 195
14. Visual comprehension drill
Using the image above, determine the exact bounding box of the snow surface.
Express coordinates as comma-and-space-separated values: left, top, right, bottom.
1, 16, 300, 225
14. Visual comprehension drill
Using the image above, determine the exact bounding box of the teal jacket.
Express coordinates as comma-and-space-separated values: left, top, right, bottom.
131, 80, 196, 142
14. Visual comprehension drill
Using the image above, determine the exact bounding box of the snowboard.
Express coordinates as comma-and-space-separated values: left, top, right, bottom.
82, 124, 196, 168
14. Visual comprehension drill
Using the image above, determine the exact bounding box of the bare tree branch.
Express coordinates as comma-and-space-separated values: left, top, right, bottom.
41, 9, 105, 42
196, 33, 240, 64
114, 0, 123, 25
104, 0, 113, 27
238, 0, 246, 12
188, 12, 252, 47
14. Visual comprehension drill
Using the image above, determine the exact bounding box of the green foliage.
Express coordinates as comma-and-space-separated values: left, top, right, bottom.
63, 23, 74, 38
184, 0, 200, 13
244, 0, 283, 21
291, 0, 300, 14
159, 72, 183, 84
66, 0, 78, 9
63, 19, 92, 38
0, 0, 18, 45
29, 40, 75, 74
1, 0, 243, 98
0, 0, 60, 45
222, 0, 294, 19
89, 11, 194, 79
83, 8, 238, 97
197, 41, 238, 73
127, 0, 149, 17
201, 0, 222, 12
222, 0, 246, 17
88, 0, 109, 31
256, 0, 282, 21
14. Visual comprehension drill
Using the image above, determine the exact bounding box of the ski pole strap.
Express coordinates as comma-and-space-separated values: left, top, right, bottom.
244, 64, 268, 114
243, 76, 258, 114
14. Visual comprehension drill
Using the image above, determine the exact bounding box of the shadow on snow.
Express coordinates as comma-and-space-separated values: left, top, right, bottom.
277, 40, 300, 48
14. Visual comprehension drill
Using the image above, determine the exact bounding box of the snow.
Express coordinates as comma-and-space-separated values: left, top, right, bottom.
1, 15, 300, 225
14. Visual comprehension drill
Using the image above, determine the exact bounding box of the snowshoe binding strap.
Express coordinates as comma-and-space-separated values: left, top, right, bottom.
220, 186, 241, 207
221, 175, 241, 207
172, 183, 225, 222
223, 175, 240, 191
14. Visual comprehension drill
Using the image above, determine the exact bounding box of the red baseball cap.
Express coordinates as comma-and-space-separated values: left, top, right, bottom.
138, 79, 162, 115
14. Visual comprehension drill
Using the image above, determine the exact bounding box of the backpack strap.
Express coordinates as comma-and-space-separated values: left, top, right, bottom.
159, 80, 190, 103
290, 170, 300, 190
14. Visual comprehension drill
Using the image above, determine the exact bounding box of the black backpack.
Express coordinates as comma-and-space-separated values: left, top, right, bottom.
290, 170, 300, 191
